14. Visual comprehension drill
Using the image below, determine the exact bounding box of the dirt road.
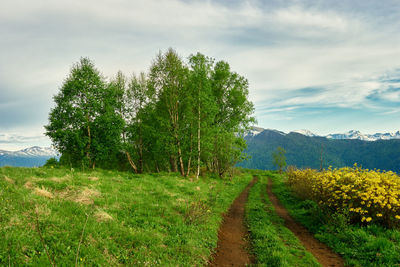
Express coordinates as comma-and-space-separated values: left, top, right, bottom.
208, 178, 257, 267
266, 178, 344, 267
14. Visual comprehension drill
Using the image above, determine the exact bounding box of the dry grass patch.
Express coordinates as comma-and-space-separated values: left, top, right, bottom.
95, 210, 113, 222
4, 176, 15, 184
55, 187, 101, 205
75, 188, 101, 205
24, 181, 34, 189
33, 187, 54, 199
49, 176, 70, 183
56, 187, 74, 199
88, 176, 99, 181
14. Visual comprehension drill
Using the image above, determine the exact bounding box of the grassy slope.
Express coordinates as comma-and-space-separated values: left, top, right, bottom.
0, 166, 252, 266
245, 174, 320, 267
267, 171, 400, 267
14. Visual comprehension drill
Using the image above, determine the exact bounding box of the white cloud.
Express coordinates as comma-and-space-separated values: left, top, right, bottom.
273, 5, 351, 32
1, 0, 400, 143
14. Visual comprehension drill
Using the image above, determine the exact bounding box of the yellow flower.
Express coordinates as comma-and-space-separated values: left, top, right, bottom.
376, 213, 382, 217
395, 215, 400, 220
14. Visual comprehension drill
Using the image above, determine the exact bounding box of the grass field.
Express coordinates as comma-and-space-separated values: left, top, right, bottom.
0, 166, 252, 266
3, 166, 400, 266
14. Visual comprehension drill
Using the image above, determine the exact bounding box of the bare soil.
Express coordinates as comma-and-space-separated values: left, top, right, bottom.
208, 178, 257, 267
266, 178, 344, 267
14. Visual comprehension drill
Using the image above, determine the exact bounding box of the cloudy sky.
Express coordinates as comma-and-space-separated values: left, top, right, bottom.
1, 0, 400, 150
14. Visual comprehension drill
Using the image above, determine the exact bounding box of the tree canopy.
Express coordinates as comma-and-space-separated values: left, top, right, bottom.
45, 50, 255, 177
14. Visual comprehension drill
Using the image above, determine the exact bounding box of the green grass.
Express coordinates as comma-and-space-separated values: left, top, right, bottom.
245, 174, 320, 267
0, 166, 252, 266
267, 171, 400, 267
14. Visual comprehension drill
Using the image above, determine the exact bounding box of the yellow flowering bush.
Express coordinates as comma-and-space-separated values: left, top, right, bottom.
287, 165, 400, 227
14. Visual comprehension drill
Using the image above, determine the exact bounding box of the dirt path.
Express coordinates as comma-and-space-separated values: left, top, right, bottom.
208, 177, 257, 267
266, 178, 344, 267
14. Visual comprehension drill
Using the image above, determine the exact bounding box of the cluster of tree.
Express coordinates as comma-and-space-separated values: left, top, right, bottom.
45, 49, 255, 177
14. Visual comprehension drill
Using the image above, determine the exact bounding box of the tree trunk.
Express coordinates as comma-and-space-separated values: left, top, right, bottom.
176, 136, 185, 176
125, 151, 138, 173
186, 133, 193, 177
196, 100, 201, 179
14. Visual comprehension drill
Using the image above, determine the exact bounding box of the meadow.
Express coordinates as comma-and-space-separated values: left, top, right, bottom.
0, 166, 252, 266
2, 165, 400, 266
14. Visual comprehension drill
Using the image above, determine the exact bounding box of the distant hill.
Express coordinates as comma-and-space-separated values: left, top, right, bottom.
239, 129, 400, 173
0, 146, 58, 167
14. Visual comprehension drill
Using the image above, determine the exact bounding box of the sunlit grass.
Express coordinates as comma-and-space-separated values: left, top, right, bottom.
0, 166, 252, 266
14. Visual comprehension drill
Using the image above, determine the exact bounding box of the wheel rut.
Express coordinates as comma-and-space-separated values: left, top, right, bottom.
266, 178, 344, 267
208, 177, 257, 267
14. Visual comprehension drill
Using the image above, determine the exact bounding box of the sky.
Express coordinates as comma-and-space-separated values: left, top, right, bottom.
1, 0, 400, 150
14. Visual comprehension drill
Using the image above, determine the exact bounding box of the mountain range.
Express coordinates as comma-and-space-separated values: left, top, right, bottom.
240, 128, 400, 173
249, 128, 400, 142
0, 146, 58, 167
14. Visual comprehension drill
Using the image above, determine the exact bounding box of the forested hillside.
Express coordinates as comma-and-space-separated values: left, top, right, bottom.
239, 130, 400, 173
45, 49, 254, 177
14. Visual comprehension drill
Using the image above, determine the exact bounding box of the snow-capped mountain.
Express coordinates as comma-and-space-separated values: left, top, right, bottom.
247, 126, 265, 137
246, 127, 285, 137
326, 130, 374, 141
0, 146, 58, 167
247, 127, 400, 141
371, 131, 400, 140
291, 129, 318, 137
326, 130, 400, 141
0, 146, 58, 157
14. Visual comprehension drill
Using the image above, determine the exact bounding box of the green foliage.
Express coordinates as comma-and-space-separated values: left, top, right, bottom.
0, 166, 252, 266
43, 157, 59, 168
45, 58, 123, 169
272, 146, 286, 173
245, 176, 320, 266
268, 171, 400, 267
46, 50, 255, 176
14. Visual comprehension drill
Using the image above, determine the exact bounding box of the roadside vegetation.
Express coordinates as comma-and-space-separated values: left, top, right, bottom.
269, 170, 400, 266
245, 173, 320, 266
287, 165, 400, 227
0, 166, 252, 266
